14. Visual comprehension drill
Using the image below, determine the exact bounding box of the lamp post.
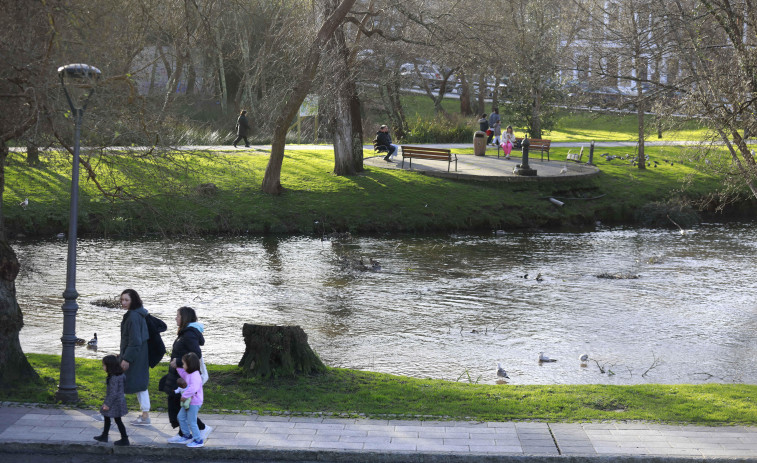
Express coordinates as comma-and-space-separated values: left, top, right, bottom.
55, 63, 101, 403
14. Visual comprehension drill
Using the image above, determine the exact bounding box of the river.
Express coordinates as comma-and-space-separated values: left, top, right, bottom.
14, 222, 757, 385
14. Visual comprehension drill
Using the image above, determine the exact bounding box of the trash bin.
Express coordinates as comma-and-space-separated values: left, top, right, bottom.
474, 131, 487, 156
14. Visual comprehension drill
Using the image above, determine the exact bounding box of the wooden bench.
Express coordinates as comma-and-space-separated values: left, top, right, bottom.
400, 146, 457, 172
526, 138, 552, 161
497, 138, 551, 161
566, 146, 584, 162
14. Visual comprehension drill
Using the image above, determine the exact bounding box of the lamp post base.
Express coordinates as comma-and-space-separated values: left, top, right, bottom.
54, 387, 78, 403
513, 165, 537, 176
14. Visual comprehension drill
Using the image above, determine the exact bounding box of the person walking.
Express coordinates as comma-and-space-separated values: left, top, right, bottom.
162, 306, 211, 443
172, 352, 206, 448
233, 110, 251, 148
489, 109, 501, 146
376, 124, 398, 162
94, 355, 130, 446
119, 289, 151, 426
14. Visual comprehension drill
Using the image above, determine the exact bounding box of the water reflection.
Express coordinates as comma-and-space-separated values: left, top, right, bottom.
14, 222, 757, 385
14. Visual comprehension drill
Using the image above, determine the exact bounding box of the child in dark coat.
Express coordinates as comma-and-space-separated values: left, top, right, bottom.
95, 355, 129, 446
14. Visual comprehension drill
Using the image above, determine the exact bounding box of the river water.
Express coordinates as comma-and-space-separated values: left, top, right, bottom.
14, 223, 757, 385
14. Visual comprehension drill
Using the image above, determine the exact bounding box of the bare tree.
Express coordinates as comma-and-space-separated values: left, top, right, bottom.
656, 0, 757, 199
262, 0, 358, 194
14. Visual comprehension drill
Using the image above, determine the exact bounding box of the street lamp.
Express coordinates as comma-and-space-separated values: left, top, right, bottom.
56, 63, 101, 403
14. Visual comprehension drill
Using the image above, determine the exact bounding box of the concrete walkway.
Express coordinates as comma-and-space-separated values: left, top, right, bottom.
364, 150, 600, 182
1, 405, 756, 461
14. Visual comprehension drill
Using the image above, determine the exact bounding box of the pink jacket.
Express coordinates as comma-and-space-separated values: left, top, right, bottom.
176, 367, 204, 406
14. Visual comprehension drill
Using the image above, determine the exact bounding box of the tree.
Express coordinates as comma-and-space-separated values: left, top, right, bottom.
0, 0, 58, 388
262, 0, 358, 194
656, 0, 757, 199
501, 0, 581, 139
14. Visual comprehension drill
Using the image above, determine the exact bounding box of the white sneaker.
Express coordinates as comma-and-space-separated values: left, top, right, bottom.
131, 416, 151, 426
200, 425, 213, 441
167, 435, 192, 444
187, 439, 204, 448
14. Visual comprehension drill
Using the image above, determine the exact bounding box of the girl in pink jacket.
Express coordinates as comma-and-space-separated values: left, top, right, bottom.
173, 352, 205, 447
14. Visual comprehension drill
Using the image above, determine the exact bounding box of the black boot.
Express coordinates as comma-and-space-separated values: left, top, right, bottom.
114, 437, 130, 446
93, 434, 108, 443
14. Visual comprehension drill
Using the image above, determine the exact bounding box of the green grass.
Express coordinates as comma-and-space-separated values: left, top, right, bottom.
4, 144, 735, 237
6, 354, 757, 424
365, 92, 711, 142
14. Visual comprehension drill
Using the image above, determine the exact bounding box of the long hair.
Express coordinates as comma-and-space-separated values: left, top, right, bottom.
103, 354, 123, 378
120, 289, 143, 311
182, 352, 201, 374
177, 306, 197, 334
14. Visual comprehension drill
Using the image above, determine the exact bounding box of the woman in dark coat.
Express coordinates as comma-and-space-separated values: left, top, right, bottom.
233, 110, 251, 148
161, 306, 211, 441
119, 288, 151, 426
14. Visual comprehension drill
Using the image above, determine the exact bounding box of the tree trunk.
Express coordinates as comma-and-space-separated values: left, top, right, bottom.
238, 324, 326, 378
0, 173, 38, 388
459, 71, 472, 116
26, 143, 40, 167
637, 91, 646, 170
477, 73, 486, 116
328, 10, 357, 176
350, 89, 364, 173
261, 0, 357, 194
214, 22, 228, 115
531, 85, 542, 139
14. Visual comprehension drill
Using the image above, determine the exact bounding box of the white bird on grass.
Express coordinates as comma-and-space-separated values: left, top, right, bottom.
538, 352, 557, 363
19, 198, 28, 209
496, 363, 510, 379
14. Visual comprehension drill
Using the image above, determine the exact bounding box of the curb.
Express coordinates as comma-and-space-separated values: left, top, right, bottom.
2, 442, 756, 463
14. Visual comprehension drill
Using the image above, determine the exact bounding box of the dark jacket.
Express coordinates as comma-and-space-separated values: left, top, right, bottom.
162, 322, 205, 392
120, 307, 150, 394
478, 117, 489, 132
236, 115, 250, 137
376, 130, 392, 147
101, 374, 128, 418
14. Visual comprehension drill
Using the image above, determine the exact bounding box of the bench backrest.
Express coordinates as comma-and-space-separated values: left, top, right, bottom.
401, 146, 452, 158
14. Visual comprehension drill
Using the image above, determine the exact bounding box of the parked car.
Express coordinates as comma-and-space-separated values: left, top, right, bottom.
400, 63, 442, 88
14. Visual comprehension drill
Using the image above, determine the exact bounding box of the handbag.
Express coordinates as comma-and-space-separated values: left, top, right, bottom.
200, 358, 209, 385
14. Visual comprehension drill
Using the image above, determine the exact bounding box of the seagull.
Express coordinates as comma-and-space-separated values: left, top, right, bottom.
19, 198, 29, 209
87, 333, 97, 347
579, 353, 589, 362
560, 166, 567, 174
538, 352, 557, 363
496, 363, 510, 379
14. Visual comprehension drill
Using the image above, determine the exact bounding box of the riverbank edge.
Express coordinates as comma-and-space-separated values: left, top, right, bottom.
6, 354, 757, 426
6, 147, 757, 239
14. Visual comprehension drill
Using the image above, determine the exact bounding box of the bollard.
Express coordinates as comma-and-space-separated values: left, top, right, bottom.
588, 141, 595, 165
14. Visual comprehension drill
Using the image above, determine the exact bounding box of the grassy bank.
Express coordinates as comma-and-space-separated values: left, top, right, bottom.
4, 354, 757, 425
5, 144, 743, 238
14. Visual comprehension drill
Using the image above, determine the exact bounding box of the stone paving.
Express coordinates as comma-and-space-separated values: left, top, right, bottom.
1, 405, 756, 460
364, 149, 600, 182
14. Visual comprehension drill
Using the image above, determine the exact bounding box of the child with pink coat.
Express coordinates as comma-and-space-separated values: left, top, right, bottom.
170, 352, 205, 448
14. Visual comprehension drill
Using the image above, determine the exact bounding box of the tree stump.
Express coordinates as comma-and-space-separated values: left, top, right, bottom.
238, 324, 326, 378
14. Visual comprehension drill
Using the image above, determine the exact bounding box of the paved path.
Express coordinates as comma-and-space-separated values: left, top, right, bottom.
1, 405, 756, 461
363, 151, 600, 182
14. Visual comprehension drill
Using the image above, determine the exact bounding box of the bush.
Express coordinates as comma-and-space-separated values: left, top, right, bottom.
636, 200, 700, 228
404, 114, 473, 144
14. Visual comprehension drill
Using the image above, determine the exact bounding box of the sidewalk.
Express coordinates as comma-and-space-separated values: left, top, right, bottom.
1, 405, 756, 461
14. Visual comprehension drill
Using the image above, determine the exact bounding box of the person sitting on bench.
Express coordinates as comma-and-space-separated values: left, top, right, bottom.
376, 125, 398, 162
